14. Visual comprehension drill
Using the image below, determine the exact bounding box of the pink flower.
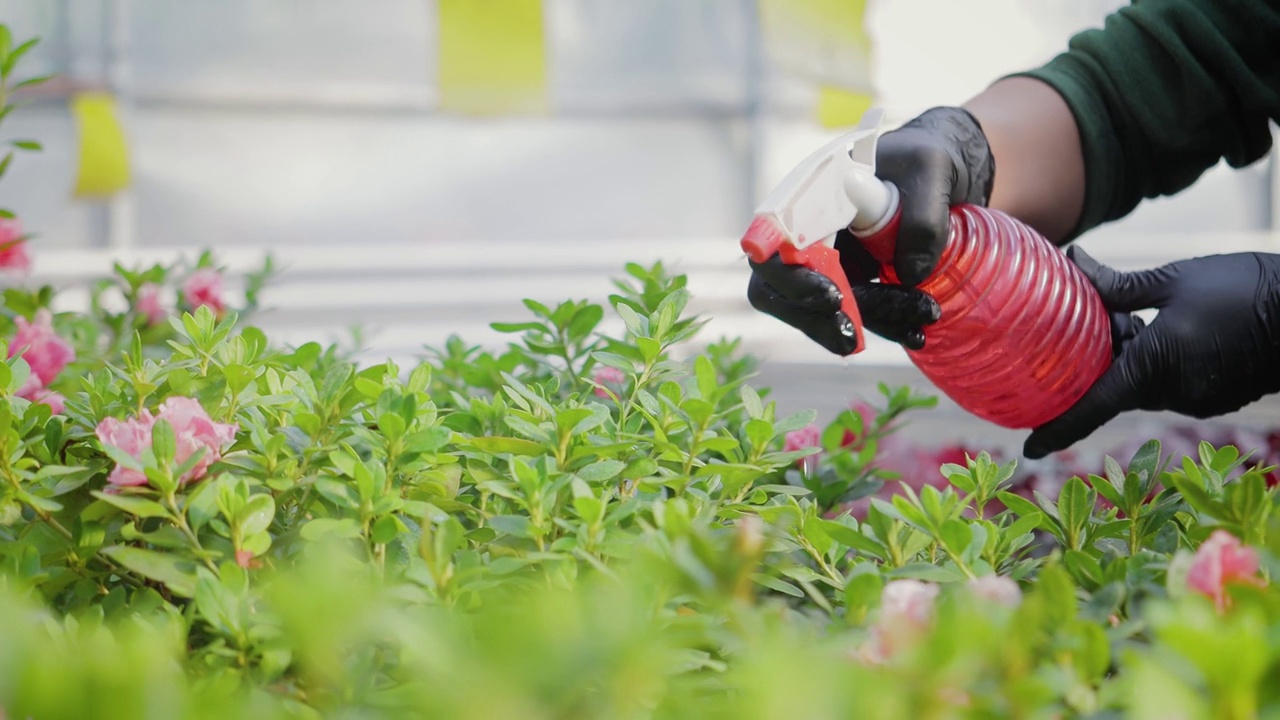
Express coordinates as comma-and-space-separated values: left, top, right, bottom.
1187, 530, 1266, 612
784, 424, 822, 474
0, 218, 31, 274
783, 424, 821, 453
9, 309, 75, 386
235, 549, 254, 569
880, 578, 939, 627
161, 397, 238, 481
839, 401, 883, 448
856, 579, 939, 664
95, 409, 157, 487
95, 397, 238, 488
968, 575, 1022, 608
136, 283, 168, 326
16, 374, 65, 414
592, 366, 626, 398
182, 268, 226, 316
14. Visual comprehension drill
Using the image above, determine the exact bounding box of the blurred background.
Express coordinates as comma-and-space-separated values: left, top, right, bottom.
2, 0, 1279, 473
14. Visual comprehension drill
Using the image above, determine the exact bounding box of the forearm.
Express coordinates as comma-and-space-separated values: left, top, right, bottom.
962, 77, 1085, 245
997, 0, 1279, 242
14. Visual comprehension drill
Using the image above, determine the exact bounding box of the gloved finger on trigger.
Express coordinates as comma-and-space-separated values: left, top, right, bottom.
747, 275, 860, 356
850, 283, 942, 329
863, 319, 927, 350
793, 310, 861, 356
834, 230, 883, 283
748, 255, 843, 313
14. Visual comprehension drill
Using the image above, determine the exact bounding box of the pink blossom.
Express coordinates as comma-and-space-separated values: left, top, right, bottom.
880, 578, 939, 627
1187, 530, 1266, 612
136, 283, 168, 326
839, 401, 879, 448
784, 424, 822, 474
856, 579, 939, 664
8, 309, 75, 386
968, 574, 1022, 608
95, 409, 157, 487
0, 218, 31, 274
592, 366, 626, 398
95, 397, 238, 488
235, 549, 254, 569
16, 374, 65, 415
783, 424, 821, 453
182, 268, 226, 316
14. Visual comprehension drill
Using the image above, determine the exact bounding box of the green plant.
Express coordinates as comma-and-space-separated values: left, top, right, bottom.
0, 254, 1274, 719
0, 25, 51, 221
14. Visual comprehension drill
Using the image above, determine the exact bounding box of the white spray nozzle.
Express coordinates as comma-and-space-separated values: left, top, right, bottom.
753, 106, 898, 249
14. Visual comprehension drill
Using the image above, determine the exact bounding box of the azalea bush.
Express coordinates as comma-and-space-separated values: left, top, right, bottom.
6, 24, 1280, 720
0, 255, 1277, 719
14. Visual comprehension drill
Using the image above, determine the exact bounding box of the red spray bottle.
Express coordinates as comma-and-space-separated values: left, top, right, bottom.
740, 108, 1111, 429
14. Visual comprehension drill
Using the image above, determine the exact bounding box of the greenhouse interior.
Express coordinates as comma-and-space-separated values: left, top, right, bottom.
1, 1, 1279, 717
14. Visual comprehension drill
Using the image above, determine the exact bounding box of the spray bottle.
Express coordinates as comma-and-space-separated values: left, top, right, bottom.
740, 107, 1111, 429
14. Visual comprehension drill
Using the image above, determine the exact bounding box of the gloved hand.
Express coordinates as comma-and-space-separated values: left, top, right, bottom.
1024, 247, 1280, 459
746, 106, 996, 354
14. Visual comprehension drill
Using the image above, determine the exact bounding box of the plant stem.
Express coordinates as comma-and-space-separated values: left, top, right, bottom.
799, 535, 843, 587
165, 494, 219, 573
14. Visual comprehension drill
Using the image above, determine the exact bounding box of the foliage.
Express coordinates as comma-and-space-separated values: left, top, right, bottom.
0, 254, 1275, 719
0, 23, 53, 221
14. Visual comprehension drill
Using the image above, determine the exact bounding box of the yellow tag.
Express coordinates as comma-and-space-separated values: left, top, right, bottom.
71, 92, 131, 198
437, 0, 549, 115
758, 0, 872, 83
817, 86, 873, 129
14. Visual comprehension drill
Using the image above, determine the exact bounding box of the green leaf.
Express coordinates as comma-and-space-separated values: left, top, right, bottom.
753, 574, 804, 598
996, 491, 1043, 521
1, 37, 38, 78
488, 515, 532, 538
567, 304, 603, 342
1129, 439, 1162, 480
89, 491, 170, 519
468, 436, 544, 456
223, 363, 256, 395
843, 569, 884, 616
151, 419, 177, 465
10, 140, 40, 151
1056, 477, 1095, 549
378, 412, 406, 442
592, 351, 635, 372
1063, 549, 1103, 588
101, 546, 198, 597
490, 321, 547, 334
11, 74, 53, 91
740, 386, 764, 420
300, 518, 363, 541
371, 515, 407, 544
237, 494, 275, 537
1090, 473, 1125, 512
576, 459, 626, 483
939, 518, 972, 556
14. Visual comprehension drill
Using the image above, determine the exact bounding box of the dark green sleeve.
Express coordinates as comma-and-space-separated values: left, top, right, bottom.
1010, 0, 1280, 241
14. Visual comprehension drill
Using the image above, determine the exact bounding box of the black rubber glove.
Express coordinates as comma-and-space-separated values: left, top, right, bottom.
875, 106, 997, 287
746, 107, 994, 354
1024, 247, 1280, 459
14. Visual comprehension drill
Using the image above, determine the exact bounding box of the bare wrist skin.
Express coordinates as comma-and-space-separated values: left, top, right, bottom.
963, 77, 1087, 245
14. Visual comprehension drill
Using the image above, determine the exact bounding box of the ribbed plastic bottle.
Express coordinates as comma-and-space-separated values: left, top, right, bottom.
740, 108, 1112, 430
853, 201, 1112, 429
